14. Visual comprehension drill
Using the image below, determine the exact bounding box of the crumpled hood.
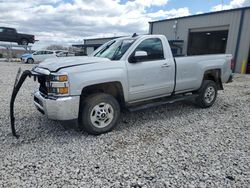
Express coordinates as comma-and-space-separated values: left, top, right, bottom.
39, 56, 110, 72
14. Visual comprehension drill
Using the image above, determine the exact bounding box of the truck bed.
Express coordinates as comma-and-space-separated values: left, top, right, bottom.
174, 54, 232, 93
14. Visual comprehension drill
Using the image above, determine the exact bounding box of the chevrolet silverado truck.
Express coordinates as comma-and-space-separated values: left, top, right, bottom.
0, 27, 35, 45
10, 34, 233, 138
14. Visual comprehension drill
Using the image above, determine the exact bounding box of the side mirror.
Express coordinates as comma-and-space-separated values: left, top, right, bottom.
135, 51, 147, 57
129, 51, 148, 63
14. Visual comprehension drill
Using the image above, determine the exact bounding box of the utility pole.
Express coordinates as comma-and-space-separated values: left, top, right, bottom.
221, 0, 224, 10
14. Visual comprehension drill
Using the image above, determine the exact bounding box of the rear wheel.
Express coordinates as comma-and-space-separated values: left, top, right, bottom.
196, 80, 217, 108
79, 93, 120, 135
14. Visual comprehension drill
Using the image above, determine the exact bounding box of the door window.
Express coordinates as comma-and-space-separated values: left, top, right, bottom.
33, 51, 42, 55
45, 51, 53, 54
6, 28, 16, 33
134, 38, 164, 61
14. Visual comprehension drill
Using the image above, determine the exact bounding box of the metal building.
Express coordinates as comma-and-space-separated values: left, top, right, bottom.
149, 6, 250, 74
73, 36, 119, 55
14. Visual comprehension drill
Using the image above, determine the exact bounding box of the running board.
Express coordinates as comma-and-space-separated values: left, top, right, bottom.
127, 94, 198, 112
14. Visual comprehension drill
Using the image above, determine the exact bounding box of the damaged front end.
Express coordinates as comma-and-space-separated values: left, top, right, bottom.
10, 66, 79, 138
10, 67, 50, 138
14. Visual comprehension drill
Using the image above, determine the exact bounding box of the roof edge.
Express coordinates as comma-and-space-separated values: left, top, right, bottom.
84, 36, 123, 41
149, 6, 250, 24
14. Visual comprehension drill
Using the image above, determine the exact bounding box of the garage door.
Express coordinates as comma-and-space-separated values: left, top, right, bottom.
187, 29, 228, 56
246, 47, 250, 74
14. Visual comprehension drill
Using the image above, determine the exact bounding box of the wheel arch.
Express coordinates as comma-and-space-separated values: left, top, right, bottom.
20, 38, 29, 45
80, 81, 126, 108
202, 69, 223, 90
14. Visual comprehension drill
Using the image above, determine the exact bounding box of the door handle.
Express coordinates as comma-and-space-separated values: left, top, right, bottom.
161, 63, 170, 68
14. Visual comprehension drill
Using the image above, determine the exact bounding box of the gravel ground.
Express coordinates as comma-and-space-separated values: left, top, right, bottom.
0, 61, 249, 188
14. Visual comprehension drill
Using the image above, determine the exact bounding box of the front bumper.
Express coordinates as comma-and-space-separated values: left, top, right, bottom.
21, 57, 27, 63
33, 90, 80, 120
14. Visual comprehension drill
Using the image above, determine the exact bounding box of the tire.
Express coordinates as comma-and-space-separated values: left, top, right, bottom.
195, 80, 218, 108
20, 39, 28, 45
27, 58, 34, 64
79, 93, 120, 135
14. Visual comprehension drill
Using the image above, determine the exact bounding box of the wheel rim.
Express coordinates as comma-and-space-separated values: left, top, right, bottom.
90, 102, 114, 128
28, 59, 33, 63
204, 86, 215, 104
22, 40, 28, 45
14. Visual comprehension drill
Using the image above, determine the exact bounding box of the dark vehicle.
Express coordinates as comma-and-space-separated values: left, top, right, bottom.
0, 27, 35, 45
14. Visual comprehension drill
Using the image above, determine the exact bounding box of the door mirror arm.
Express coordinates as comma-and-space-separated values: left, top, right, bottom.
128, 56, 137, 63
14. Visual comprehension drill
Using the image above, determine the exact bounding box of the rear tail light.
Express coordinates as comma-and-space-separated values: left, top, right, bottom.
231, 58, 235, 70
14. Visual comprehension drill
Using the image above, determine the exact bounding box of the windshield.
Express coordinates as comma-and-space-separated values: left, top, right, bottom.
93, 39, 135, 60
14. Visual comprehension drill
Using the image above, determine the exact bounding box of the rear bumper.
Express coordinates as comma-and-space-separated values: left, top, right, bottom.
33, 90, 80, 120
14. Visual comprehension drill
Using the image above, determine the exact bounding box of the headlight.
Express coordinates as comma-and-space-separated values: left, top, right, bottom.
46, 74, 69, 96
49, 75, 68, 82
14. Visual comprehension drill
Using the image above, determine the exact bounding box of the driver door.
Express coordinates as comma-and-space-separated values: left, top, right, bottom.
126, 38, 175, 102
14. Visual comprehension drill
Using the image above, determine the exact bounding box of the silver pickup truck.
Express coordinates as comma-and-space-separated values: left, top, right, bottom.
10, 34, 233, 137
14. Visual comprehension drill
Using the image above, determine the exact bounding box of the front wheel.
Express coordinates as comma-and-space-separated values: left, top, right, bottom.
79, 93, 120, 135
27, 58, 34, 64
195, 80, 218, 108
20, 39, 28, 45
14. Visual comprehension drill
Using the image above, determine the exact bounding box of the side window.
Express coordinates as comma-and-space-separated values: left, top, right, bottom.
134, 38, 164, 61
6, 29, 16, 33
34, 51, 42, 55
0, 28, 3, 32
45, 51, 53, 54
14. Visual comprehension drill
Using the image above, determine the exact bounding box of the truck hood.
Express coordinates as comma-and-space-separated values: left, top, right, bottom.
39, 56, 110, 72
21, 53, 32, 58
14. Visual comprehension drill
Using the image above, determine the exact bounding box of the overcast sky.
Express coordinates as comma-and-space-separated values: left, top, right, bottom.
0, 0, 249, 49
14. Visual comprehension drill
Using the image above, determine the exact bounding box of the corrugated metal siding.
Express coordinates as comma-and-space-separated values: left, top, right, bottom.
151, 10, 241, 55
151, 9, 250, 73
